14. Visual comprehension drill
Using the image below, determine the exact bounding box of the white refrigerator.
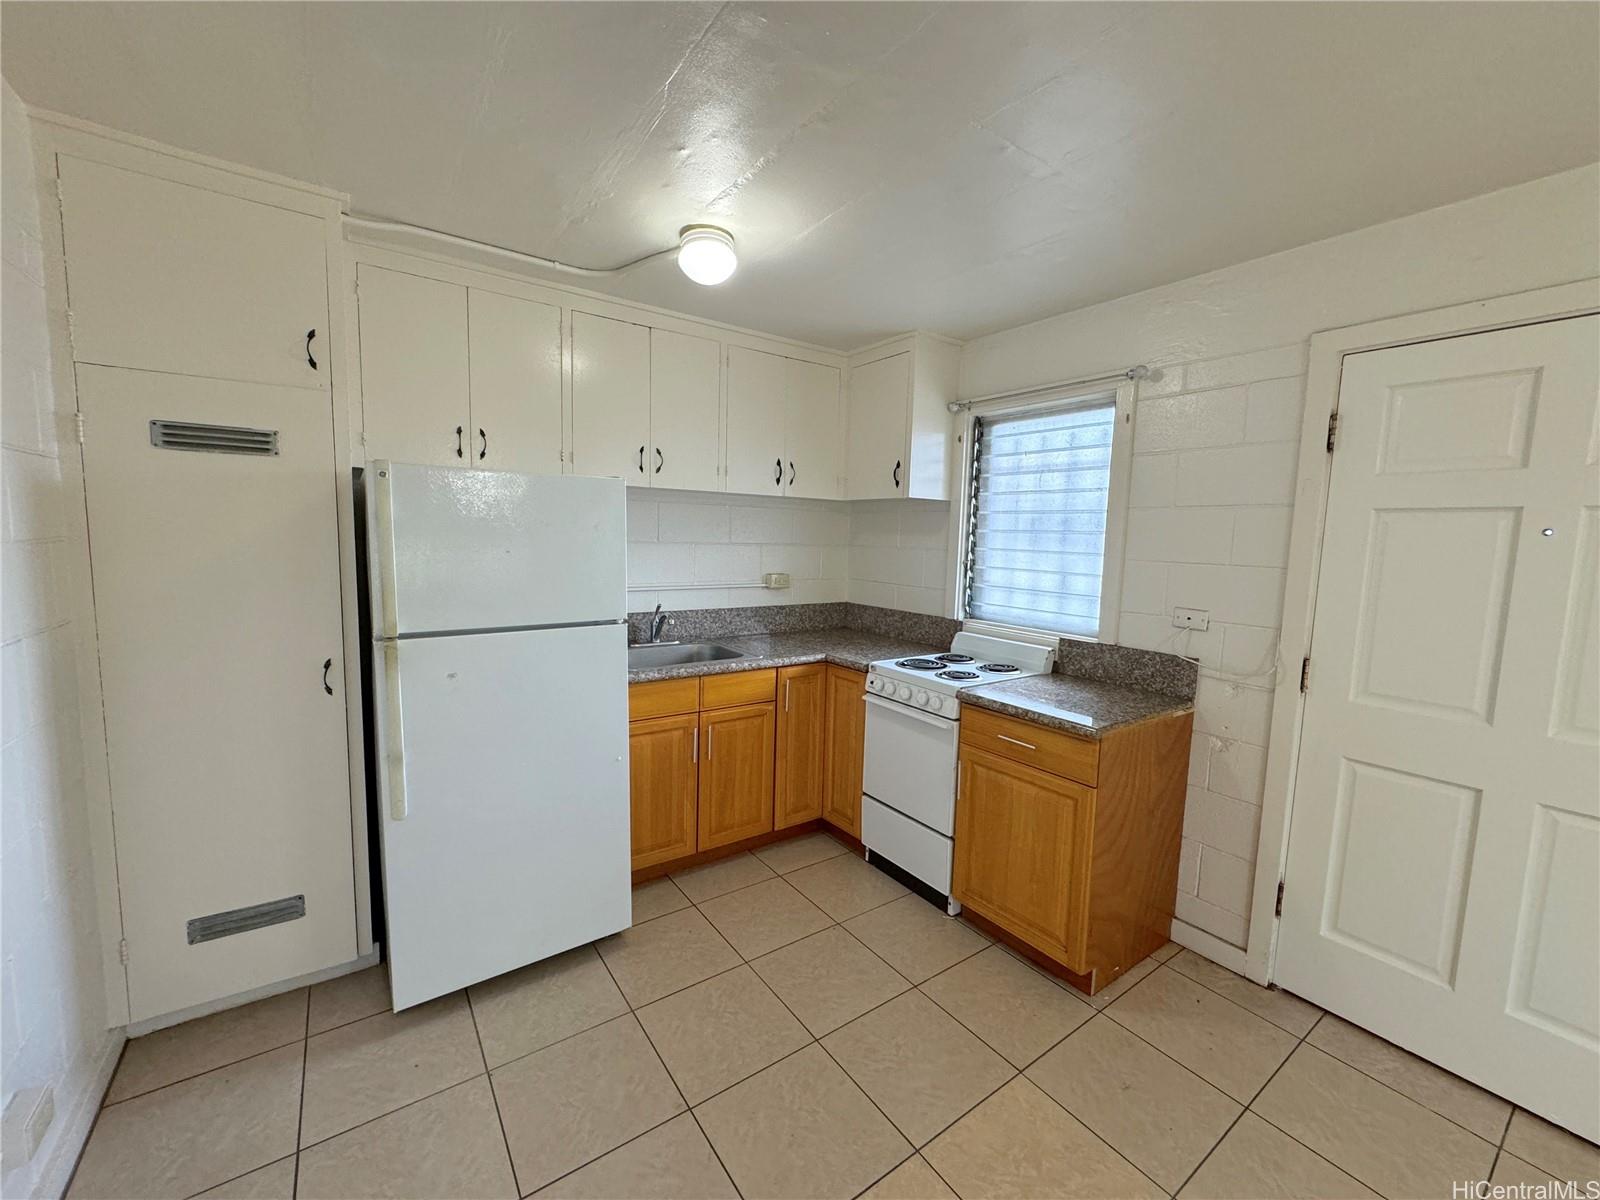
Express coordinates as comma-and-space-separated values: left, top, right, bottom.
365, 461, 630, 1009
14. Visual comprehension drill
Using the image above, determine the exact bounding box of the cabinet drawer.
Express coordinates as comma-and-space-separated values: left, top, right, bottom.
701, 668, 776, 709
959, 706, 1098, 787
629, 678, 699, 720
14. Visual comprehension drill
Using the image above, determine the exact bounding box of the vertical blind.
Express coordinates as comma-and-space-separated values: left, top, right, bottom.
964, 395, 1116, 637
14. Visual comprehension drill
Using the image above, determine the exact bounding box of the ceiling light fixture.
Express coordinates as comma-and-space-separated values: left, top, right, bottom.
676, 225, 738, 286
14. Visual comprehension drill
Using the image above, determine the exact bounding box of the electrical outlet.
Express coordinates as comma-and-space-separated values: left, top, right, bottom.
762, 572, 791, 589
1171, 607, 1210, 632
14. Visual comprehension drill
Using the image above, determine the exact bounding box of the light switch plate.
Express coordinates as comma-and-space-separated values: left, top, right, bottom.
1171, 607, 1210, 631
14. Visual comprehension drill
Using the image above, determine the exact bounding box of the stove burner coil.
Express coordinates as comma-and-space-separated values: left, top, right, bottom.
937, 669, 979, 681
895, 658, 942, 670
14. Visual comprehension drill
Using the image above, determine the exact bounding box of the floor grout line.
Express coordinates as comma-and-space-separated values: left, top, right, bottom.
463, 986, 521, 1195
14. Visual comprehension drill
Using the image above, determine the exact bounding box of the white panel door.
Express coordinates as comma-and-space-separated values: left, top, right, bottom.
1278, 315, 1600, 1140
58, 156, 328, 390
374, 623, 630, 1009
78, 365, 355, 1021
571, 311, 650, 482
369, 462, 625, 635
467, 289, 561, 476
847, 352, 910, 499
648, 328, 721, 492
358, 265, 469, 467
785, 358, 843, 500
726, 345, 787, 495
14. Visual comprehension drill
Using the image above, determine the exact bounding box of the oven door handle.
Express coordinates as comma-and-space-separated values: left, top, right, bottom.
864, 691, 958, 731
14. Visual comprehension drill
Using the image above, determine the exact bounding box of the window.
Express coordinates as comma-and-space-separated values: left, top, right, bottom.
962, 393, 1120, 639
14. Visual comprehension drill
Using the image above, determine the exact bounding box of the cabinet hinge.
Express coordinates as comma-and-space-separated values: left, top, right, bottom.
1325, 412, 1339, 453
1299, 656, 1310, 693
73, 410, 85, 445
118, 938, 129, 966
1274, 879, 1285, 919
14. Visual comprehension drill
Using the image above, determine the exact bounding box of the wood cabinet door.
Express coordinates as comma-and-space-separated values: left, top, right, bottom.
776, 665, 828, 828
953, 746, 1094, 966
822, 666, 866, 836
846, 352, 910, 500
571, 311, 651, 481
358, 265, 470, 466
725, 346, 787, 496
467, 289, 562, 476
784, 359, 843, 500
649, 328, 722, 492
57, 155, 329, 391
629, 713, 699, 870
699, 703, 775, 850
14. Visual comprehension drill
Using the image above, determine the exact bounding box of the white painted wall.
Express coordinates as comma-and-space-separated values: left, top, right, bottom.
958, 163, 1600, 951
624, 489, 851, 613
0, 79, 123, 1200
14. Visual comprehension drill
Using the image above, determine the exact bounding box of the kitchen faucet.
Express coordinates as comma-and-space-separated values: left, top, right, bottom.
647, 603, 675, 644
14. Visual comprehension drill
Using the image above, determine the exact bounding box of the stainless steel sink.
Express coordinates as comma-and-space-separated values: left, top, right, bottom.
627, 641, 746, 669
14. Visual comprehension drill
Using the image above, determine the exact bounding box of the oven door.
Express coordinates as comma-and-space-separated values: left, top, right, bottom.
863, 692, 959, 835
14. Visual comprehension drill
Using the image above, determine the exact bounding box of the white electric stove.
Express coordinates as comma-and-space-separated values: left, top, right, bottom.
861, 632, 1055, 913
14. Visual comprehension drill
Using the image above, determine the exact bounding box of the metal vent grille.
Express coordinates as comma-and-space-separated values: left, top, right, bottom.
187, 895, 305, 945
150, 420, 279, 456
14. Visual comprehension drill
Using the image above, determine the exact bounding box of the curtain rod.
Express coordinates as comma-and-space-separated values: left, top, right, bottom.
946, 364, 1150, 413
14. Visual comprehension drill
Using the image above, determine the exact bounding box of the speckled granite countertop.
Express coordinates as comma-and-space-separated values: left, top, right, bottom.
628, 628, 1191, 738
627, 628, 942, 680
962, 673, 1192, 737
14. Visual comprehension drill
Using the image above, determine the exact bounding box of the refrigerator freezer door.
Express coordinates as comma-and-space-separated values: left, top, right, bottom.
373, 622, 631, 1009
369, 461, 625, 636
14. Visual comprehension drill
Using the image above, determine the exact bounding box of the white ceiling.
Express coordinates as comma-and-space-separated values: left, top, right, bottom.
3, 2, 1596, 349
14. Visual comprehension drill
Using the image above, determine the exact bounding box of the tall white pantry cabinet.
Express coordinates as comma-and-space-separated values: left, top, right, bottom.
39, 117, 365, 1026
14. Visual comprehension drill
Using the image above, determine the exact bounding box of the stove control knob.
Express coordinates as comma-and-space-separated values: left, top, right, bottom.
896, 683, 912, 700
914, 689, 930, 707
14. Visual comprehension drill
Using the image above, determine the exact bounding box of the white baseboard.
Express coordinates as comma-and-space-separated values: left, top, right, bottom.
126, 949, 380, 1037
1170, 918, 1249, 974
26, 1027, 124, 1200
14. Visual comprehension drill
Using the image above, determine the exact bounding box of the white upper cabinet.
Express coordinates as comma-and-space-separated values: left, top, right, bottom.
784, 359, 843, 500
648, 329, 721, 492
571, 311, 651, 482
468, 290, 562, 476
358, 265, 470, 467
846, 352, 911, 499
57, 155, 329, 390
726, 346, 788, 495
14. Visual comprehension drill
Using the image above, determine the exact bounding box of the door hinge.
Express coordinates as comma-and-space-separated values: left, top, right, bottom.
73, 410, 86, 445
1325, 412, 1339, 453
118, 937, 129, 965
1274, 879, 1285, 918
1299, 656, 1311, 693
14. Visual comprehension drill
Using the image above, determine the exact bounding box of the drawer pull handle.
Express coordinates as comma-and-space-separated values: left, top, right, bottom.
996, 733, 1036, 751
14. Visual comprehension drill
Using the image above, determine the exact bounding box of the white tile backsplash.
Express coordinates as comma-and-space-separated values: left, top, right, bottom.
847, 500, 952, 617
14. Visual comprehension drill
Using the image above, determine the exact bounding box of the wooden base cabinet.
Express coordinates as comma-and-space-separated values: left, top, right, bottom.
699, 703, 776, 850
953, 707, 1193, 994
775, 664, 828, 829
822, 666, 866, 836
628, 713, 699, 869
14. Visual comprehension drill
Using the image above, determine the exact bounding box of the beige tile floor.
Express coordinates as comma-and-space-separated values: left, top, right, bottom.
70, 832, 1600, 1200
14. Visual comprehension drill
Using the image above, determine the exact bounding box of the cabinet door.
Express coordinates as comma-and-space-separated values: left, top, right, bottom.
822, 666, 866, 836
468, 289, 562, 476
78, 366, 354, 1020
725, 346, 787, 496
572, 311, 651, 481
649, 328, 722, 492
629, 713, 699, 870
358, 265, 469, 466
953, 746, 1093, 966
699, 703, 776, 850
846, 352, 911, 500
784, 360, 843, 500
776, 665, 828, 829
57, 155, 328, 390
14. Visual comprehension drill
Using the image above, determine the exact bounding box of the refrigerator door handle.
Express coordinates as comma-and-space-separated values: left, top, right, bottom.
382, 639, 409, 821
372, 464, 401, 641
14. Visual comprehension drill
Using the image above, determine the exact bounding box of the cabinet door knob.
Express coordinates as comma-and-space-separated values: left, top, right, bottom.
893, 459, 901, 489
788, 460, 795, 487
456, 426, 464, 458
322, 657, 334, 695
774, 457, 782, 486
479, 429, 487, 460
638, 445, 646, 474
305, 329, 318, 370
655, 447, 664, 474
